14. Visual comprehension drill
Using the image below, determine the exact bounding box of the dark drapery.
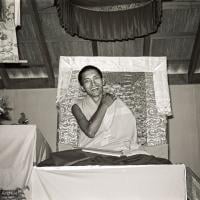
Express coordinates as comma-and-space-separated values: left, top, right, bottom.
56, 0, 162, 41
0, 0, 3, 21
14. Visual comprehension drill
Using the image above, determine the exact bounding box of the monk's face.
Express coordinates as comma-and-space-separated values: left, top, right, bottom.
81, 69, 104, 99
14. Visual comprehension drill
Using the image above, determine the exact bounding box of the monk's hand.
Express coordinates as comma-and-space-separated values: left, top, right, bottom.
101, 93, 116, 108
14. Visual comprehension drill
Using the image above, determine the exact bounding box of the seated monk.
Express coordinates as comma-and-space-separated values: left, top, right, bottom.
72, 65, 141, 154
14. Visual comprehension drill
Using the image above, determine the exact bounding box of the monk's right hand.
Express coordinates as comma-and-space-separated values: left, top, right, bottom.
101, 93, 116, 108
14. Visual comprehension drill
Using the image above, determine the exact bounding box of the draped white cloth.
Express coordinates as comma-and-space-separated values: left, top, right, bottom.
0, 125, 36, 190
77, 95, 139, 152
31, 165, 187, 200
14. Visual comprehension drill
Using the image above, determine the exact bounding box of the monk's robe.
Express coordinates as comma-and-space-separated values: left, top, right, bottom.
76, 95, 140, 153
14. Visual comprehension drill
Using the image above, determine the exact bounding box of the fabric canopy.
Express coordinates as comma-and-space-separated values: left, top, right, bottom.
56, 0, 162, 41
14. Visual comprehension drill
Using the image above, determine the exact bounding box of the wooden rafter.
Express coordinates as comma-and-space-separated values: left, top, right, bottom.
0, 64, 10, 89
168, 74, 188, 85
29, 0, 55, 87
143, 36, 151, 56
188, 19, 200, 83
7, 78, 49, 89
92, 41, 98, 56
163, 1, 200, 10
151, 32, 195, 39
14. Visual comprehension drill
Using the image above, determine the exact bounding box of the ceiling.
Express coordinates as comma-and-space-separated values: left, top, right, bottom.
0, 0, 200, 89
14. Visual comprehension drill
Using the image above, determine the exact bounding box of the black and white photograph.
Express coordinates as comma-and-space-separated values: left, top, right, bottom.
0, 0, 200, 199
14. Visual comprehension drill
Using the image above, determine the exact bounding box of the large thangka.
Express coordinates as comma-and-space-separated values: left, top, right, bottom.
59, 71, 167, 146
57, 57, 171, 148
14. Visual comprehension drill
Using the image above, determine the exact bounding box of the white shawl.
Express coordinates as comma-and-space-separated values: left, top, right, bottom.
77, 96, 139, 152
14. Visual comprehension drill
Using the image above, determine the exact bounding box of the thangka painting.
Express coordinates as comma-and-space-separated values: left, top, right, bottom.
57, 57, 172, 147
0, 0, 19, 62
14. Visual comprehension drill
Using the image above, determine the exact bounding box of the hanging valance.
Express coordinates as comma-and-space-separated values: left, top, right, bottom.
56, 0, 162, 41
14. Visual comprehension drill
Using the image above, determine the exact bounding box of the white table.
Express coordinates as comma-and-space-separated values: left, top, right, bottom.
0, 125, 51, 190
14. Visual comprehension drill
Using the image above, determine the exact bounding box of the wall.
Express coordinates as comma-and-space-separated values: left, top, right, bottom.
1, 85, 200, 177
0, 88, 57, 151
169, 85, 200, 177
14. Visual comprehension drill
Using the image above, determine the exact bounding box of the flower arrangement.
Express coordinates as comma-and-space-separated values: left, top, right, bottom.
0, 96, 12, 122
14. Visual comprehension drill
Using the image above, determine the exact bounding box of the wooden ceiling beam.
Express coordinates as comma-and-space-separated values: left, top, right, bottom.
168, 59, 190, 64
168, 73, 200, 85
143, 36, 151, 56
28, 0, 55, 88
188, 20, 200, 83
163, 1, 200, 10
168, 74, 188, 85
92, 41, 98, 56
3, 63, 44, 68
151, 32, 195, 39
4, 78, 50, 89
188, 73, 200, 84
0, 64, 11, 89
0, 80, 4, 89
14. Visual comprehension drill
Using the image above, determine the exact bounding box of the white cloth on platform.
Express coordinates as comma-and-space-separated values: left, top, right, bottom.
31, 165, 187, 200
0, 125, 36, 190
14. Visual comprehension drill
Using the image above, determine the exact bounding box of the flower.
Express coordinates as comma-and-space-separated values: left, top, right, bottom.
0, 96, 12, 121
0, 107, 5, 114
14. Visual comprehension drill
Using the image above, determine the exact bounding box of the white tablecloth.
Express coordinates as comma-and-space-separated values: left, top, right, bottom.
31, 164, 187, 200
0, 125, 36, 189
0, 125, 51, 190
